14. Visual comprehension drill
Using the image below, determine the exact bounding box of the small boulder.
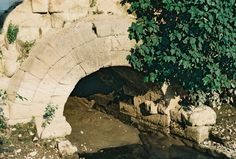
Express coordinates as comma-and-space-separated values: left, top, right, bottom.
57, 140, 78, 157
189, 106, 216, 126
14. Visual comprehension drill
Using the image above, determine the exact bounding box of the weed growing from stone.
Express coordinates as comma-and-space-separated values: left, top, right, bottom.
90, 0, 97, 7
17, 40, 35, 63
42, 103, 58, 128
7, 23, 19, 44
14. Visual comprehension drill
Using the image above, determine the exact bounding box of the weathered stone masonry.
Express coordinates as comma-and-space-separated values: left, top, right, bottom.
0, 0, 216, 143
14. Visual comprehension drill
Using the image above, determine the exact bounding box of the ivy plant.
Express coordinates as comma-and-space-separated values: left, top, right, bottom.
125, 0, 236, 106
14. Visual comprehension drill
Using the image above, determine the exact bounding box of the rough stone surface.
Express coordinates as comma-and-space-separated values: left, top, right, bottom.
57, 140, 78, 157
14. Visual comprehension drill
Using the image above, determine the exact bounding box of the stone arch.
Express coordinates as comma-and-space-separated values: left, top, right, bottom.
6, 15, 134, 138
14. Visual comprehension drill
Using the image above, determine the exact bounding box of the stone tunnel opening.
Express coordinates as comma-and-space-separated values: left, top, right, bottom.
63, 66, 215, 159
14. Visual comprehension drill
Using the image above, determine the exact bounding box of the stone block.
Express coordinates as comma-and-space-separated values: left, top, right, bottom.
182, 106, 217, 126
50, 13, 65, 28
49, 0, 65, 13
59, 65, 86, 85
185, 126, 210, 143
169, 105, 182, 123
53, 84, 74, 96
163, 96, 181, 115
16, 73, 41, 101
88, 37, 112, 53
7, 70, 25, 98
133, 95, 145, 108
0, 104, 10, 119
90, 94, 114, 107
170, 122, 185, 137
93, 16, 131, 37
48, 53, 78, 82
133, 90, 162, 108
110, 35, 133, 51
57, 140, 78, 157
95, 0, 124, 15
79, 62, 99, 75
0, 77, 10, 89
32, 74, 58, 103
33, 43, 61, 67
9, 103, 31, 120
144, 100, 158, 115
50, 95, 68, 117
109, 51, 130, 67
21, 57, 49, 79
142, 114, 170, 127
32, 0, 49, 13
35, 116, 72, 139
29, 103, 47, 117
119, 102, 136, 117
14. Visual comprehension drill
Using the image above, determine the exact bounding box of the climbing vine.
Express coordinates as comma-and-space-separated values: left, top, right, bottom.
125, 0, 236, 106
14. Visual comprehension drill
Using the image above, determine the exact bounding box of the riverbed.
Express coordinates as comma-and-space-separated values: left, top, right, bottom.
64, 97, 215, 159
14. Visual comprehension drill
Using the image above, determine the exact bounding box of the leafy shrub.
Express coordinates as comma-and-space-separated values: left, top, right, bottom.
7, 23, 19, 44
0, 89, 7, 131
125, 0, 236, 106
42, 103, 58, 128
0, 89, 7, 105
17, 40, 35, 63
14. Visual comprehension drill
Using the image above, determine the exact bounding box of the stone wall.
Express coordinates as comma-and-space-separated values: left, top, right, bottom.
93, 88, 217, 144
0, 0, 129, 79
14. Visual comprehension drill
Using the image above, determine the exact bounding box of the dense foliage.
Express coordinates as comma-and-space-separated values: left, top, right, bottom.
125, 0, 236, 105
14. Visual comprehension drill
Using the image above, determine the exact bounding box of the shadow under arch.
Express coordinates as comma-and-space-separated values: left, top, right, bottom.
63, 66, 151, 156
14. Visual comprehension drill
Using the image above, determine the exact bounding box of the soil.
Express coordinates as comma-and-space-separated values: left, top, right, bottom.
200, 104, 236, 158
0, 120, 62, 159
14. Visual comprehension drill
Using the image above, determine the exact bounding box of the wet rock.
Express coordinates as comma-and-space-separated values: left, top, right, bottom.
57, 140, 78, 157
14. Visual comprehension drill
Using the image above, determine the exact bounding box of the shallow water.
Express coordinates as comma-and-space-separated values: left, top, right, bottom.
64, 97, 214, 159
